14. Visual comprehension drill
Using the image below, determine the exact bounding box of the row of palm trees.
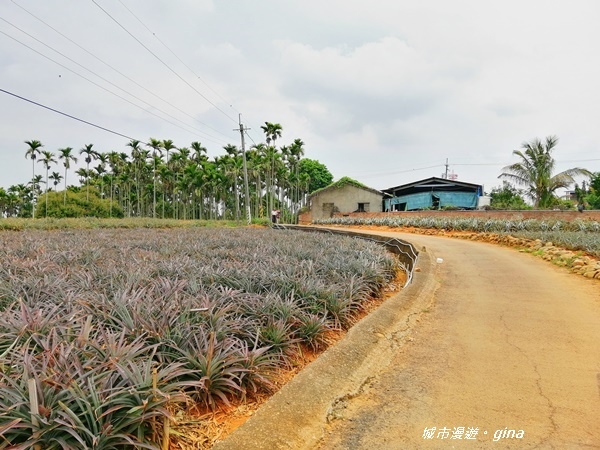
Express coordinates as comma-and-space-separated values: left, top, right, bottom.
1, 123, 319, 220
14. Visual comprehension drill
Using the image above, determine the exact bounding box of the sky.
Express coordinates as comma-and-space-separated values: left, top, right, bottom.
1, 0, 599, 196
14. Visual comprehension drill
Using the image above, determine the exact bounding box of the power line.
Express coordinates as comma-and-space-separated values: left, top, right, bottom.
350, 164, 444, 179
558, 158, 600, 163
9, 0, 234, 143
91, 0, 238, 125
0, 17, 227, 143
244, 131, 258, 148
453, 163, 506, 166
116, 0, 239, 116
0, 28, 227, 145
353, 157, 600, 181
1, 87, 147, 144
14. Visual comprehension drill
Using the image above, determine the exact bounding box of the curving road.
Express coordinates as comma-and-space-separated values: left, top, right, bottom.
215, 229, 600, 450
318, 231, 600, 449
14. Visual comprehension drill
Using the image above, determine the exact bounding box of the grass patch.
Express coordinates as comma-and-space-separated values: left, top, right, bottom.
0, 217, 273, 231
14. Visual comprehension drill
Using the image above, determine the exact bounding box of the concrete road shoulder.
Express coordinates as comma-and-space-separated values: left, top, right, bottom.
213, 239, 438, 450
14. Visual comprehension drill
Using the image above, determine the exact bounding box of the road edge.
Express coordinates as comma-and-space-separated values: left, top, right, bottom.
213, 237, 438, 450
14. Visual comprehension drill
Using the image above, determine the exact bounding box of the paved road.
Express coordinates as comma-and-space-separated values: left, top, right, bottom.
318, 231, 600, 449
216, 229, 600, 450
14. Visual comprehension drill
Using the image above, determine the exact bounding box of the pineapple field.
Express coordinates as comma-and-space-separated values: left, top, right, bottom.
316, 216, 600, 258
0, 227, 400, 449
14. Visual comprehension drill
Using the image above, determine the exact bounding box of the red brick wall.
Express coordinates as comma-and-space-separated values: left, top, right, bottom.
327, 209, 600, 222
298, 211, 312, 225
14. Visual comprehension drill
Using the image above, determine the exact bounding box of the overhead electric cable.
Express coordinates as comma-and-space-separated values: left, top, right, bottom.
0, 17, 227, 143
349, 164, 444, 179
116, 0, 239, 115
244, 131, 258, 147
1, 87, 147, 144
91, 0, 237, 125
0, 28, 226, 144
452, 163, 506, 166
557, 158, 600, 163
9, 0, 233, 141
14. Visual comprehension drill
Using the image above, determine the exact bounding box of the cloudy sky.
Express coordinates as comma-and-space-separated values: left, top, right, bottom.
1, 0, 599, 195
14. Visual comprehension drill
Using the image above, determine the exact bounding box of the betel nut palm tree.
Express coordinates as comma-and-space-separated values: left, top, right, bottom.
147, 138, 163, 218
38, 150, 57, 217
260, 122, 283, 214
58, 147, 78, 206
499, 136, 591, 208
79, 144, 98, 201
24, 139, 43, 218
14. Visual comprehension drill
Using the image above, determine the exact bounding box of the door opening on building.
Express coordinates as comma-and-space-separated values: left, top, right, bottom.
322, 203, 335, 217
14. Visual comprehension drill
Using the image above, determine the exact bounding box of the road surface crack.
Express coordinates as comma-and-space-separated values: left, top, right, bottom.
326, 376, 375, 424
499, 314, 558, 448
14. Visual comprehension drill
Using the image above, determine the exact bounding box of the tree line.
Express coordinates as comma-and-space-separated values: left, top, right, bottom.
0, 122, 334, 221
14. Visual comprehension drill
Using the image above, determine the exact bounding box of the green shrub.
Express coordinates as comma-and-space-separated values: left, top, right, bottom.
36, 189, 123, 218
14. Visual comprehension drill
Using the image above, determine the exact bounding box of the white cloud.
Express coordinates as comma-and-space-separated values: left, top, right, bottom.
1, 0, 600, 195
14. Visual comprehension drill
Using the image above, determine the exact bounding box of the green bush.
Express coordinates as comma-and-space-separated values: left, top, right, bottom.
36, 189, 123, 218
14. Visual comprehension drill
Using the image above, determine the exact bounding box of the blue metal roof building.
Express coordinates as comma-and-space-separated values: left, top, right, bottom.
382, 177, 484, 211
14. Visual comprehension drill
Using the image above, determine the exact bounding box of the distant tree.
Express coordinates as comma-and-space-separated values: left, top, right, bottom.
38, 150, 57, 217
147, 138, 163, 218
298, 158, 334, 194
79, 144, 98, 201
499, 136, 591, 208
584, 172, 600, 209
489, 182, 530, 209
24, 139, 43, 218
49, 172, 63, 191
58, 147, 78, 205
261, 122, 283, 213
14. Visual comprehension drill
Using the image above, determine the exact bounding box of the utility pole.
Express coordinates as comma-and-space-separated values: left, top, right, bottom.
235, 114, 252, 225
444, 158, 449, 179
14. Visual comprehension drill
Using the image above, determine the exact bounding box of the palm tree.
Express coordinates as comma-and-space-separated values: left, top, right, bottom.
79, 144, 98, 201
94, 153, 110, 199
49, 172, 63, 192
147, 138, 163, 218
500, 136, 592, 208
223, 144, 241, 220
1, 187, 21, 218
29, 174, 44, 207
261, 122, 283, 214
126, 140, 143, 216
190, 141, 208, 164
162, 139, 176, 217
94, 163, 107, 199
261, 122, 283, 147
75, 168, 90, 186
162, 139, 176, 163
0, 187, 7, 218
38, 150, 57, 217
25, 140, 43, 218
58, 147, 78, 206
170, 147, 190, 219
9, 184, 31, 217
289, 138, 305, 221
248, 146, 266, 217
